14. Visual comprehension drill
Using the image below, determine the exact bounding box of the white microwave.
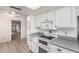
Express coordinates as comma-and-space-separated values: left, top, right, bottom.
40, 22, 57, 30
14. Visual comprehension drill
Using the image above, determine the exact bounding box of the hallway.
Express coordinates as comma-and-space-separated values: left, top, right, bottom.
0, 39, 31, 53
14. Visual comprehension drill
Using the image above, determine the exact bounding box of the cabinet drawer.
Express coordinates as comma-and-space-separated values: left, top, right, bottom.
49, 44, 74, 53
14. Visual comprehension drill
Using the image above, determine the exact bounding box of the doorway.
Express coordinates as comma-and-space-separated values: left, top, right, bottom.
11, 20, 21, 40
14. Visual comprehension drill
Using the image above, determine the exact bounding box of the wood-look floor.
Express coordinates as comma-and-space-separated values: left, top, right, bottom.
0, 39, 31, 53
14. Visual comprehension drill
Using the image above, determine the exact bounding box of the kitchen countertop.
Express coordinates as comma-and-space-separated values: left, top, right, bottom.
29, 32, 56, 39
49, 35, 79, 53
29, 33, 79, 52
29, 32, 42, 37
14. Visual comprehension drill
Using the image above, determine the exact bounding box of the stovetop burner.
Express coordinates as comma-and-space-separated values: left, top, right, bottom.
39, 35, 55, 40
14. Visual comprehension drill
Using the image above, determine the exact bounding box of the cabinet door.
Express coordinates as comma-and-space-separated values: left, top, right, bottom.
48, 44, 74, 53
28, 38, 33, 51
41, 23, 49, 29
62, 48, 74, 53
30, 16, 37, 33
41, 13, 48, 22
56, 7, 66, 27
35, 15, 41, 28
48, 44, 58, 53
47, 11, 56, 22
32, 38, 36, 53
34, 37, 39, 53
71, 7, 77, 28
56, 7, 72, 27
29, 37, 38, 53
29, 37, 35, 52
65, 7, 72, 27
41, 22, 56, 29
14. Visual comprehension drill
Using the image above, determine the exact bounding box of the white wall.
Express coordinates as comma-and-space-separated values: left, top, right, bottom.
0, 12, 11, 42
0, 11, 27, 43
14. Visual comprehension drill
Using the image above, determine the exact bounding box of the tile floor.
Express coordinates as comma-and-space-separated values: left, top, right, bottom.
0, 39, 31, 53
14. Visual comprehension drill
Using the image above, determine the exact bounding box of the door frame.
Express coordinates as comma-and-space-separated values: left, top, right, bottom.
11, 20, 21, 40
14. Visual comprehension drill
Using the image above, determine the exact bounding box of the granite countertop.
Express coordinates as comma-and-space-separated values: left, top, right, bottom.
30, 33, 79, 52
29, 32, 44, 37
49, 35, 79, 53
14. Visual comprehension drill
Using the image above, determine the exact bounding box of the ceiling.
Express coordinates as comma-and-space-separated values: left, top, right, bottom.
0, 6, 63, 15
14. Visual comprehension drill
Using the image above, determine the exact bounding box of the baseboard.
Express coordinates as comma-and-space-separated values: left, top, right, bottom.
0, 39, 11, 43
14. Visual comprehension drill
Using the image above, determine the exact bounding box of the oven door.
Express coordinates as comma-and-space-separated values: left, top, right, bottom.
39, 40, 48, 46
39, 47, 47, 53
39, 39, 48, 53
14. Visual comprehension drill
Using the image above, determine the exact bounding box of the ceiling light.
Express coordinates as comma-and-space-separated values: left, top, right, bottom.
11, 12, 15, 14
9, 12, 15, 14
27, 6, 40, 10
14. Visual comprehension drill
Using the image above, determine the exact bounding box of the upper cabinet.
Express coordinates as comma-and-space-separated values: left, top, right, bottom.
47, 11, 56, 22
35, 15, 42, 28
35, 11, 56, 30
40, 11, 56, 30
56, 7, 76, 28
41, 11, 56, 22
30, 15, 37, 33
35, 7, 76, 29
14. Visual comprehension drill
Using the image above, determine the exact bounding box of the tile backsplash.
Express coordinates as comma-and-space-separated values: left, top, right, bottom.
38, 28, 77, 40
56, 29, 77, 38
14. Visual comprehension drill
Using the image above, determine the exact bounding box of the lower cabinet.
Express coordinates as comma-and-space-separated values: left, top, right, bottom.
28, 37, 38, 53
48, 43, 75, 53
27, 37, 32, 52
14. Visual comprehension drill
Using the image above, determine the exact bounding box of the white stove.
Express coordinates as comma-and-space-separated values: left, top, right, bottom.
38, 31, 57, 53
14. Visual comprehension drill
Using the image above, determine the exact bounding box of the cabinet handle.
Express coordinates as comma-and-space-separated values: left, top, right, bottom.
57, 48, 62, 51
51, 22, 53, 24
55, 26, 57, 28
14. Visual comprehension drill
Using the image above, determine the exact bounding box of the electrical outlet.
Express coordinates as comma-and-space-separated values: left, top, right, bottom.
64, 32, 67, 35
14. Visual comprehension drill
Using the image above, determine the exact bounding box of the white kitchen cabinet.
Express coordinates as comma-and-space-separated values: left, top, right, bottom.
28, 37, 38, 53
30, 15, 37, 33
35, 7, 76, 29
27, 16, 31, 47
27, 37, 32, 51
35, 11, 56, 29
48, 44, 58, 53
41, 22, 56, 30
32, 37, 39, 53
40, 11, 56, 29
28, 37, 34, 52
71, 7, 77, 28
35, 14, 47, 28
47, 11, 56, 21
27, 16, 38, 53
56, 7, 76, 28
35, 15, 42, 28
48, 44, 75, 53
41, 13, 48, 22
56, 7, 72, 28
